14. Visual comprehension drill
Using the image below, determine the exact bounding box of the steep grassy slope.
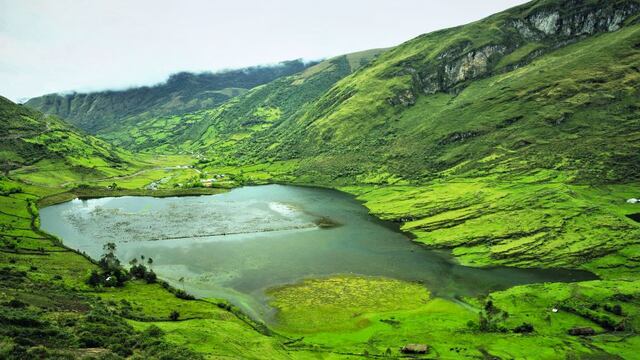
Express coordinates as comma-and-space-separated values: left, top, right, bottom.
158, 4, 640, 354
185, 0, 640, 274
94, 48, 386, 153
0, 96, 134, 180
221, 0, 640, 182
25, 60, 313, 136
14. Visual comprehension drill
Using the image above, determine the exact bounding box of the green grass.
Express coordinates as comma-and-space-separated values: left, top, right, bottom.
269, 275, 430, 333
266, 275, 640, 359
25, 60, 313, 137
0, 97, 290, 358
341, 181, 640, 277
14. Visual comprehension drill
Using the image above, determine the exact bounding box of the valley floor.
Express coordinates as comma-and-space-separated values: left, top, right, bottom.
1, 157, 639, 359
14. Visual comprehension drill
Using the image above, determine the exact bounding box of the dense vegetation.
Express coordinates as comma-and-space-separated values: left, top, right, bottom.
2, 0, 639, 358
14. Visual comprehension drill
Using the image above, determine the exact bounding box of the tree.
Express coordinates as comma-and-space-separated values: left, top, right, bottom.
99, 243, 120, 271
513, 322, 534, 333
169, 310, 180, 321
129, 258, 138, 266
178, 277, 185, 291
144, 270, 157, 284
147, 257, 153, 267
130, 263, 147, 279
103, 242, 117, 253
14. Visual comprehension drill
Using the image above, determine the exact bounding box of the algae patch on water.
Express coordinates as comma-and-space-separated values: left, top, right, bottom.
267, 275, 430, 333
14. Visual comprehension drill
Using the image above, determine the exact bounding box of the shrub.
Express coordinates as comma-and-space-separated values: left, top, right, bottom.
86, 270, 102, 287
169, 311, 180, 321
604, 304, 623, 316
612, 293, 634, 302
513, 323, 534, 333
174, 290, 195, 300
5, 299, 27, 308
473, 299, 509, 333
144, 325, 164, 338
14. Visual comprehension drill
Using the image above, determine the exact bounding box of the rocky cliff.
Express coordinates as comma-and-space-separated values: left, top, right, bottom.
386, 0, 640, 104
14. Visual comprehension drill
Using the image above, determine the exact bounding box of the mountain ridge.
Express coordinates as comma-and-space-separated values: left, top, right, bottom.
25, 59, 314, 134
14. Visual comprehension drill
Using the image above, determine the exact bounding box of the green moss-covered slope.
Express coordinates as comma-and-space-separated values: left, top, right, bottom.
91, 48, 386, 153
3, 0, 640, 358
0, 100, 292, 359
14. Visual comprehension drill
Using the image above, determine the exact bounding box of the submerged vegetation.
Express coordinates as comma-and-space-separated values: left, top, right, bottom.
2, 0, 640, 358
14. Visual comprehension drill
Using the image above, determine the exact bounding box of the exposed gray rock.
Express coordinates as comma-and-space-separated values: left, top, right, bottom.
568, 327, 596, 336
512, 19, 539, 40
387, 89, 416, 106
385, 0, 640, 106
444, 45, 507, 84
530, 11, 560, 34
401, 343, 429, 354
439, 131, 482, 145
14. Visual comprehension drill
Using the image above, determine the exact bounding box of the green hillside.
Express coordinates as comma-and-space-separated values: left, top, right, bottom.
0, 99, 292, 359
90, 48, 386, 152
162, 2, 640, 355
0, 96, 135, 182
216, 0, 640, 182
25, 60, 313, 136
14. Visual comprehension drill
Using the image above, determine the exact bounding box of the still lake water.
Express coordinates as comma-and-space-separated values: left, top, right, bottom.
40, 184, 595, 321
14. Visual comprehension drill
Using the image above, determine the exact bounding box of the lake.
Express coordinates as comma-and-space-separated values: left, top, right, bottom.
40, 184, 596, 321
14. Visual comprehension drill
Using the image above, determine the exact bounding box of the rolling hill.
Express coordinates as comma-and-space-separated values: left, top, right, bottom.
0, 97, 292, 359
209, 0, 640, 183
0, 95, 133, 181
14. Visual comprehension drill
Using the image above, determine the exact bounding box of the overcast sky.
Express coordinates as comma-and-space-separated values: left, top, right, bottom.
0, 0, 528, 102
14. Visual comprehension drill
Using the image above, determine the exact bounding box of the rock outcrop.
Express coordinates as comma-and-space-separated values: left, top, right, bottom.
386, 0, 640, 106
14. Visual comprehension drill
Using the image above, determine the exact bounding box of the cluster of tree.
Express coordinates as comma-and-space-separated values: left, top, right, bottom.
182, 175, 204, 188
128, 256, 157, 284
476, 300, 509, 332
467, 299, 534, 334
86, 243, 156, 287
